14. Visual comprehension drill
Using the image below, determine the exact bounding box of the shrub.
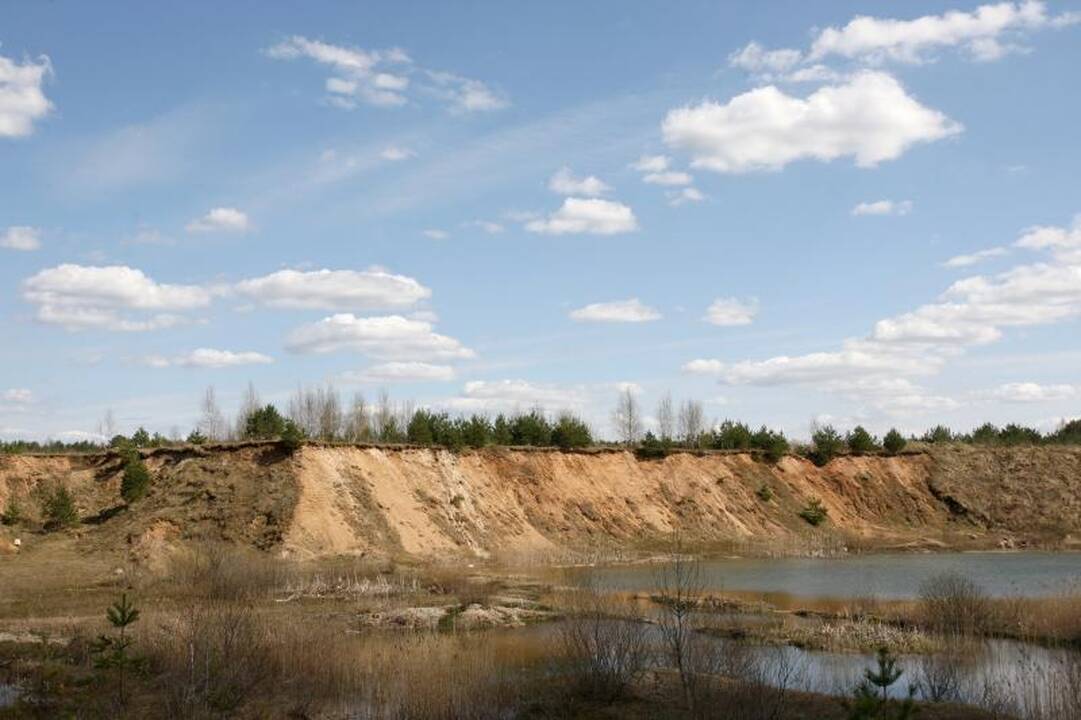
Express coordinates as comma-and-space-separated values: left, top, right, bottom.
1, 496, 22, 525
510, 410, 552, 446
882, 429, 906, 455
848, 647, 916, 719
635, 432, 668, 460
798, 498, 828, 526
121, 456, 152, 503
811, 424, 844, 466
752, 426, 789, 463
551, 413, 593, 449
491, 414, 513, 445
756, 484, 773, 502
407, 409, 436, 445
917, 572, 990, 636
711, 420, 753, 450
969, 422, 999, 445
998, 423, 1042, 446
280, 420, 305, 453
41, 483, 79, 530
921, 425, 953, 444
243, 404, 287, 440
1052, 418, 1081, 444
846, 426, 879, 454
186, 429, 208, 445
131, 427, 151, 448
460, 415, 492, 448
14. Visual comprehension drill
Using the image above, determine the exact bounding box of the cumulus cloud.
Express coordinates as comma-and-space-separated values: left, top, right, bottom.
852, 199, 913, 216
2, 388, 33, 405
943, 247, 1009, 267
1015, 215, 1081, 262
667, 187, 706, 206
22, 264, 212, 332
525, 198, 638, 235
0, 225, 41, 251
663, 71, 961, 173
704, 298, 757, 326
0, 51, 53, 138
728, 42, 804, 75
186, 207, 251, 234
267, 36, 507, 112
341, 361, 456, 383
285, 314, 474, 361
569, 298, 661, 323
808, 1, 1080, 64
145, 349, 274, 369
443, 379, 586, 413
687, 213, 1081, 414
630, 155, 671, 173
380, 145, 415, 161
548, 167, 611, 197
990, 382, 1079, 403
234, 268, 429, 311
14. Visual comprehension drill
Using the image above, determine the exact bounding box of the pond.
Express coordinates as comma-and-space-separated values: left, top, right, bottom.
579, 551, 1081, 599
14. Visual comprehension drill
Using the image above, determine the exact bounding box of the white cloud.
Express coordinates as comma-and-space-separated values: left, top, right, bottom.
682, 359, 726, 375
444, 379, 586, 413
943, 247, 1009, 267
569, 298, 661, 323
643, 170, 693, 186
1, 225, 41, 251
2, 388, 33, 405
667, 187, 706, 207
465, 220, 505, 234
423, 228, 449, 240
691, 213, 1081, 415
285, 314, 474, 360
851, 199, 913, 216
234, 267, 429, 311
145, 349, 274, 369
808, 1, 1080, 65
990, 382, 1078, 403
662, 71, 961, 173
728, 41, 803, 74
704, 297, 758, 326
1015, 215, 1081, 262
341, 361, 456, 383
22, 264, 211, 332
0, 51, 53, 138
525, 198, 638, 235
380, 145, 415, 161
630, 154, 670, 173
548, 167, 611, 197
425, 70, 508, 113
186, 207, 251, 234
266, 37, 507, 112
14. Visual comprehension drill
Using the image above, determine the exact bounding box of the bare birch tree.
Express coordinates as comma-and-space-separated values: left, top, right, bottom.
678, 400, 704, 448
198, 386, 227, 441
344, 392, 370, 442
611, 388, 642, 445
234, 382, 260, 439
656, 392, 674, 443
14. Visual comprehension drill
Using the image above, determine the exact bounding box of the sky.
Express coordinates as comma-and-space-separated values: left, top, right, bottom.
2, 0, 1080, 442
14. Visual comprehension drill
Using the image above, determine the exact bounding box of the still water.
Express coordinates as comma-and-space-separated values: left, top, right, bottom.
581, 551, 1081, 599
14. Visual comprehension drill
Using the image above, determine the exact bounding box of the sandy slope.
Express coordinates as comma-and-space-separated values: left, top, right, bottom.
1, 444, 1079, 561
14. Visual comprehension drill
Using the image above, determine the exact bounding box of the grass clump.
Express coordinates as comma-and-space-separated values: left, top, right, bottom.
798, 498, 829, 526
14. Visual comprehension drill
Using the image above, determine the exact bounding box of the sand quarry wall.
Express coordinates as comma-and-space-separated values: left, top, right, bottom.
1, 444, 1079, 559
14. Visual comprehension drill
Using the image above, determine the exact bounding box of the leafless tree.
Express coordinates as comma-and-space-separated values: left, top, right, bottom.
373, 389, 393, 439
653, 539, 706, 711
317, 385, 342, 441
98, 408, 117, 440
234, 382, 260, 439
199, 386, 227, 441
678, 400, 705, 448
611, 388, 642, 445
657, 392, 674, 443
287, 385, 342, 441
343, 392, 370, 442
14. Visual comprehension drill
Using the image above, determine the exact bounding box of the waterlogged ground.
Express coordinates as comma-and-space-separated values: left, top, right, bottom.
578, 551, 1081, 599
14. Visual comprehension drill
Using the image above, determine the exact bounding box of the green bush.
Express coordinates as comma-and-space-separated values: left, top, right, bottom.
922, 425, 953, 444
131, 427, 151, 448
407, 409, 436, 445
882, 429, 906, 455
846, 426, 879, 454
1052, 419, 1081, 444
799, 498, 828, 526
121, 457, 152, 503
969, 422, 999, 445
243, 404, 287, 440
998, 423, 1042, 446
186, 429, 207, 445
751, 426, 789, 463
756, 484, 773, 502
510, 410, 552, 446
635, 432, 668, 460
280, 420, 306, 453
711, 420, 753, 450
460, 415, 492, 448
811, 425, 844, 466
1, 496, 22, 526
42, 484, 79, 530
551, 413, 592, 449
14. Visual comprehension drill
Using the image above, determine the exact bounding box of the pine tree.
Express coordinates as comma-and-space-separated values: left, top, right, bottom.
121, 457, 151, 503
91, 594, 141, 706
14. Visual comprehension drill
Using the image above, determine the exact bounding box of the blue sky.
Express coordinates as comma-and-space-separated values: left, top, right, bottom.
2, 0, 1080, 441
